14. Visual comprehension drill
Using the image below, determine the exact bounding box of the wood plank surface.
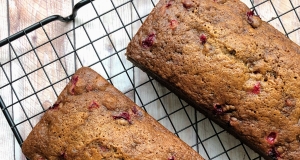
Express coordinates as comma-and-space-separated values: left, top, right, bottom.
0, 0, 299, 160
0, 0, 15, 160
1, 0, 73, 160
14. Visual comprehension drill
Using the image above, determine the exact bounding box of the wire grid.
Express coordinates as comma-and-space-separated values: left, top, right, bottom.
0, 0, 300, 159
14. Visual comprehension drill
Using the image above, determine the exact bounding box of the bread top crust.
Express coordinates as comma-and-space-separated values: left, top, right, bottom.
22, 67, 203, 160
126, 0, 300, 159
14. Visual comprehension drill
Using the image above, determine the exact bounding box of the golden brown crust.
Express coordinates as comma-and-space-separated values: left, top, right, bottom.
22, 67, 203, 160
126, 0, 300, 159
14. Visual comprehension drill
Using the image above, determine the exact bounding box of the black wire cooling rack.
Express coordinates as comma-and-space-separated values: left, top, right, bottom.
0, 0, 299, 159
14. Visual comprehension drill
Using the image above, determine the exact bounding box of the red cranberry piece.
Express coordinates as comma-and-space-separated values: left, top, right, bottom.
246, 10, 256, 23
267, 132, 277, 144
251, 82, 261, 94
182, 0, 194, 9
132, 106, 143, 117
59, 152, 67, 159
285, 98, 296, 107
142, 33, 156, 48
200, 34, 207, 44
170, 20, 179, 29
247, 11, 254, 23
99, 145, 109, 152
247, 10, 255, 17
49, 102, 60, 110
213, 103, 223, 115
71, 75, 79, 85
113, 112, 131, 123
89, 101, 99, 110
69, 75, 79, 95
168, 155, 175, 160
246, 10, 261, 28
166, 0, 174, 7
161, 0, 174, 14
132, 106, 138, 114
268, 147, 280, 160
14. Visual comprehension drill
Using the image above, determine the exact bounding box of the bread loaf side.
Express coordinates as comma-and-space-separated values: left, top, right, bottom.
126, 0, 300, 159
22, 67, 204, 160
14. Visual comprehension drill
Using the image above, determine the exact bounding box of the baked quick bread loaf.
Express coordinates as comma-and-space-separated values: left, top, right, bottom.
126, 0, 300, 159
22, 67, 203, 160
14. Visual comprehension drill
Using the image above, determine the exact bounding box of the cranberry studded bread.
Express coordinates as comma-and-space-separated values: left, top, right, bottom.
22, 67, 203, 160
126, 0, 300, 159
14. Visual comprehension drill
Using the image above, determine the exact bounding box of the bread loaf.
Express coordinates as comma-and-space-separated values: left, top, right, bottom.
22, 67, 203, 160
126, 0, 300, 159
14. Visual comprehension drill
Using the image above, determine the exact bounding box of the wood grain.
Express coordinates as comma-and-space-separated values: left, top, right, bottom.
73, 0, 135, 97
4, 0, 73, 159
0, 0, 15, 159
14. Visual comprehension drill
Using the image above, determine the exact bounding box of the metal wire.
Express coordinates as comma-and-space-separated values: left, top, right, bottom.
0, 0, 95, 47
1, 0, 300, 159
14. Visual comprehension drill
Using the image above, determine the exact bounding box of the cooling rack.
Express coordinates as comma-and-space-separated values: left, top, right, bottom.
0, 0, 299, 159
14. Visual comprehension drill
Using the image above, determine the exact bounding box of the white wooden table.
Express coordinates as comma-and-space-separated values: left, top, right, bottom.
0, 0, 299, 159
